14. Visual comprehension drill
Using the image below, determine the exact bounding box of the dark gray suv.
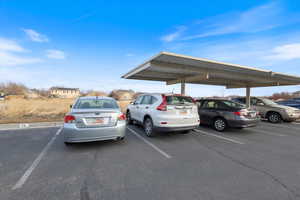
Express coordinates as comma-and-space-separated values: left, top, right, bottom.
197, 99, 260, 131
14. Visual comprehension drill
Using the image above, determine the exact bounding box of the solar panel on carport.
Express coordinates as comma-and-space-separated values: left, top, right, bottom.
122, 52, 300, 107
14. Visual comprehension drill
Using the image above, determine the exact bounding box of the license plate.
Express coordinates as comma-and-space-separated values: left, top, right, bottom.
180, 110, 188, 115
86, 118, 108, 125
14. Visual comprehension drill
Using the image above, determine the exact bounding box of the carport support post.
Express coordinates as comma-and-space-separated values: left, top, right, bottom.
181, 80, 185, 95
246, 87, 251, 108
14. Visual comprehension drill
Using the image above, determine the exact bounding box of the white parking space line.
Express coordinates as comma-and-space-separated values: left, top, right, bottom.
263, 123, 300, 131
251, 128, 287, 137
12, 127, 62, 190
127, 127, 172, 159
193, 129, 245, 145
0, 125, 61, 131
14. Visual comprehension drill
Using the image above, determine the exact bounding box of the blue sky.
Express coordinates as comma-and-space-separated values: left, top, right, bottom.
1, 0, 300, 97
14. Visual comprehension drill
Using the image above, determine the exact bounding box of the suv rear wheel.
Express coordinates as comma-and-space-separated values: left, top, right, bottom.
267, 112, 282, 123
213, 118, 227, 132
144, 117, 156, 137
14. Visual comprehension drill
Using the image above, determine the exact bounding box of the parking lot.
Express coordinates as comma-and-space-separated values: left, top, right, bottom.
1, 122, 300, 200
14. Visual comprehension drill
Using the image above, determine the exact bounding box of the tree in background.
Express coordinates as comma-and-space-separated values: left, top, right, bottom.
0, 82, 28, 95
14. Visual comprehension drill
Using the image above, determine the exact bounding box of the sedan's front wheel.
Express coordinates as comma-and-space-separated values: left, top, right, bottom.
267, 112, 282, 123
144, 118, 156, 137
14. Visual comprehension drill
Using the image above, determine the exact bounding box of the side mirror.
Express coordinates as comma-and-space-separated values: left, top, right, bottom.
70, 104, 72, 108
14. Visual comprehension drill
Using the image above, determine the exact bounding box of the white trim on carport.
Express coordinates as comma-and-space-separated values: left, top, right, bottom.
122, 52, 300, 108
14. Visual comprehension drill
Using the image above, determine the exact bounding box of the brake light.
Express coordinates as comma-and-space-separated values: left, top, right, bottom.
234, 111, 247, 116
64, 115, 75, 123
118, 113, 126, 120
157, 95, 167, 111
233, 111, 241, 116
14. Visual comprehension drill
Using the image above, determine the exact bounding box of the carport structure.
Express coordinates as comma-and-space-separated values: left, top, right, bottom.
122, 52, 300, 107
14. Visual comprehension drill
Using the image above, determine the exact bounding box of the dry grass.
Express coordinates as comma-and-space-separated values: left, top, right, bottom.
0, 98, 131, 124
0, 98, 74, 124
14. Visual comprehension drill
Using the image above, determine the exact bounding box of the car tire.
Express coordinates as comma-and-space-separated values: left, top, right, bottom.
143, 117, 156, 137
213, 118, 227, 132
267, 112, 282, 123
126, 111, 133, 125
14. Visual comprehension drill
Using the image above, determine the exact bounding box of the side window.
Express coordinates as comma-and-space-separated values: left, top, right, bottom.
202, 101, 216, 109
238, 98, 246, 104
255, 99, 264, 106
217, 101, 229, 110
150, 96, 158, 104
197, 100, 203, 107
141, 95, 151, 105
250, 98, 258, 106
134, 96, 144, 105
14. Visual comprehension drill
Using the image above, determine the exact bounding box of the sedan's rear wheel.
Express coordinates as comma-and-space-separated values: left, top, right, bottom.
144, 118, 156, 137
267, 112, 282, 123
213, 118, 227, 132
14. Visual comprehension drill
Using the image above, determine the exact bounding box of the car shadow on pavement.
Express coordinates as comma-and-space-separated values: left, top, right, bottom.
62, 139, 126, 151
129, 124, 194, 141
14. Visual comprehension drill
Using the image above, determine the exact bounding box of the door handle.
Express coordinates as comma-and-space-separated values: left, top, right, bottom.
145, 106, 149, 109
136, 106, 139, 109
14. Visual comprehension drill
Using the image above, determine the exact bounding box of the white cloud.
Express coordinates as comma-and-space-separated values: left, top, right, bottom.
161, 26, 186, 42
0, 38, 42, 67
265, 43, 300, 61
125, 53, 134, 57
22, 28, 49, 42
46, 49, 66, 59
0, 51, 42, 67
162, 2, 300, 41
0, 38, 25, 52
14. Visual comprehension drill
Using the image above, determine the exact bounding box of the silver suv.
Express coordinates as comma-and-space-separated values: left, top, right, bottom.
233, 97, 300, 123
126, 94, 199, 137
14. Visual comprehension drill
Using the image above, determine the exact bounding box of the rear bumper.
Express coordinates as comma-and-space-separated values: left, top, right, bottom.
227, 118, 260, 128
62, 121, 126, 143
154, 125, 199, 132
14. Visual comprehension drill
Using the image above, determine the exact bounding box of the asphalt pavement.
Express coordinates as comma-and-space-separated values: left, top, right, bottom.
1, 122, 300, 200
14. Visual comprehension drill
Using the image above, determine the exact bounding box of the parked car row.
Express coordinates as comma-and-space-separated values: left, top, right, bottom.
232, 97, 300, 123
62, 94, 300, 144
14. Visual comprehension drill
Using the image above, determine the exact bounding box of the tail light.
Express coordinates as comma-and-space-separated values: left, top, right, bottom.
157, 95, 167, 111
118, 113, 126, 121
233, 110, 247, 116
191, 97, 196, 104
64, 115, 75, 123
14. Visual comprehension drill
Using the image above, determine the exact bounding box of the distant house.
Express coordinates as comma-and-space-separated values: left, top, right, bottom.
50, 87, 80, 98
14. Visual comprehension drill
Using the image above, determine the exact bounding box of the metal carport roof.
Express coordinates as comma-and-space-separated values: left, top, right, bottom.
122, 52, 300, 89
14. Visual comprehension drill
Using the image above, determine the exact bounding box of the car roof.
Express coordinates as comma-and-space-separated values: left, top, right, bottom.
197, 98, 229, 101
78, 96, 114, 100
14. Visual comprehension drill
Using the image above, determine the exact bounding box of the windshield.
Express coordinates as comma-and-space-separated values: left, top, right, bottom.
74, 99, 119, 109
222, 100, 246, 109
166, 96, 194, 105
261, 98, 277, 105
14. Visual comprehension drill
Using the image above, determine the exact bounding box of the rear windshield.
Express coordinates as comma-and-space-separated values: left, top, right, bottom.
74, 99, 119, 109
222, 100, 245, 109
166, 96, 194, 105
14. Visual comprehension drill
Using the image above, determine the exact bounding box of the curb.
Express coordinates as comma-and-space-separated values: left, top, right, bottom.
0, 122, 63, 131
